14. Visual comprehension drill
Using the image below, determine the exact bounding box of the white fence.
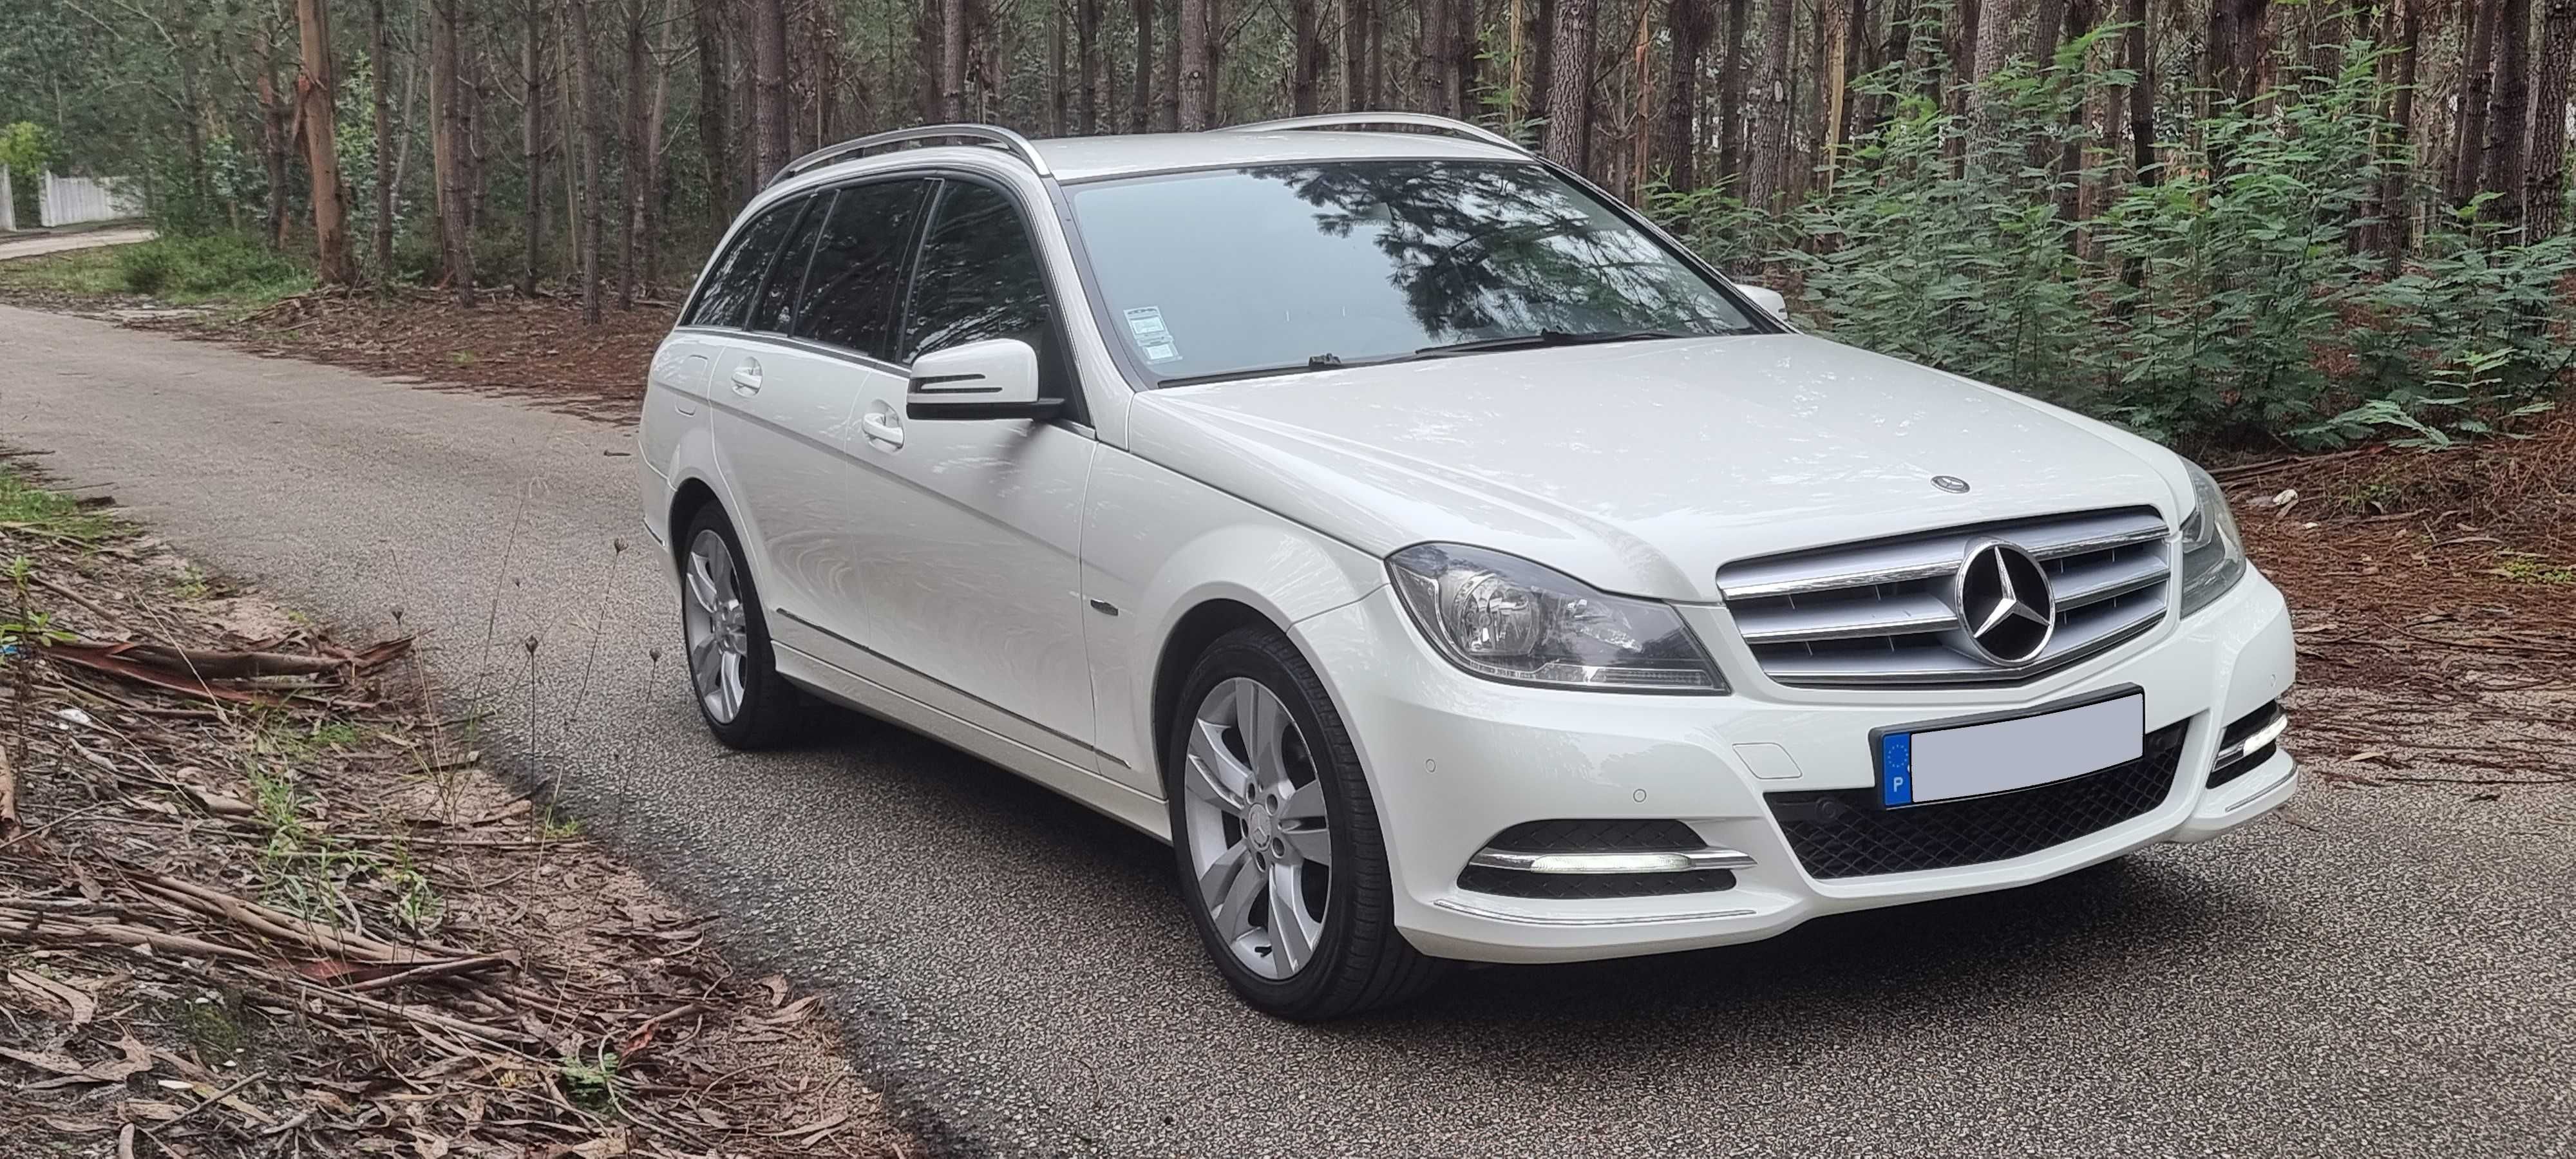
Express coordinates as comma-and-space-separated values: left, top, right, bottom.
37, 172, 141, 227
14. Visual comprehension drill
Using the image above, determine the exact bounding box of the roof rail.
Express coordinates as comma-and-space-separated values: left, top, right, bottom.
1217, 113, 1533, 157
769, 124, 1052, 187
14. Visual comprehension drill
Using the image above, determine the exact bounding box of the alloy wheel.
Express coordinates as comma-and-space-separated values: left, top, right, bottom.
1180, 677, 1334, 979
681, 529, 751, 724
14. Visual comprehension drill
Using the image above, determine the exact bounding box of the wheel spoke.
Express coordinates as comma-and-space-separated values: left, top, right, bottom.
1195, 840, 1251, 910
685, 556, 721, 612
686, 631, 717, 672
1267, 862, 1321, 975
1276, 778, 1327, 822
718, 651, 744, 717
1235, 681, 1289, 790
1183, 722, 1253, 815
1218, 851, 1265, 942
1280, 825, 1332, 868
705, 540, 737, 596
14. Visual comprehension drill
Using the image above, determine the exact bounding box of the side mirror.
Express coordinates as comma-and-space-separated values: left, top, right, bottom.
905, 338, 1061, 420
1738, 283, 1790, 322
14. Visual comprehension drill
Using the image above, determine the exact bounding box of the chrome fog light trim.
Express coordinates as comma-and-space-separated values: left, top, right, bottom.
1466, 847, 1757, 875
2213, 711, 2287, 770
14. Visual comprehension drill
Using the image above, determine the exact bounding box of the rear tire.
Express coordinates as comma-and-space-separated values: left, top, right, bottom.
1164, 626, 1449, 1020
677, 505, 802, 749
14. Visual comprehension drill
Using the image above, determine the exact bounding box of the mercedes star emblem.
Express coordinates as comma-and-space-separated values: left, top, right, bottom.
1952, 540, 2056, 665
1931, 475, 1971, 493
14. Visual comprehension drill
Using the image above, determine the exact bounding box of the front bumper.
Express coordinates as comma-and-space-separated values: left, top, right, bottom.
1292, 570, 2298, 965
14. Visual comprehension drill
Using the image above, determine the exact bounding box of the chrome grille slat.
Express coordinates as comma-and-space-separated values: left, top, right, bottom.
1717, 507, 2173, 688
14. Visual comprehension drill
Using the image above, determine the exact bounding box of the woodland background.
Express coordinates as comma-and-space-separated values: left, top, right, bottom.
1, 0, 2572, 448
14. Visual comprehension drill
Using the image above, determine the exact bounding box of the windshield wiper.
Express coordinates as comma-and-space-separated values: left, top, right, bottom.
1156, 352, 1405, 388
1414, 328, 1694, 356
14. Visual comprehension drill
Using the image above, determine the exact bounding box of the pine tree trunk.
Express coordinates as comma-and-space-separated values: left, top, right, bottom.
753, 0, 790, 173
431, 0, 477, 305
1967, 0, 2014, 142
1420, 0, 1454, 117
645, 0, 674, 290
374, 0, 397, 286
1133, 0, 1157, 129
690, 0, 731, 226
1530, 0, 1557, 126
569, 0, 603, 325
1344, 0, 1370, 108
1663, 0, 1711, 188
2528, 0, 2575, 236
2486, 0, 2535, 223
2455, 0, 2499, 202
1718, 0, 1747, 182
1077, 0, 1101, 132
1541, 0, 1596, 169
1454, 0, 1481, 120
620, 0, 646, 309
1179, 0, 1213, 128
1747, 0, 1791, 206
2126, 0, 2153, 182
2374, 0, 2421, 258
1293, 0, 1325, 113
519, 0, 543, 295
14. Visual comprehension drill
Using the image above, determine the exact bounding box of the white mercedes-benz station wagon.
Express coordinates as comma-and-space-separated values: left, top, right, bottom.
636, 114, 2297, 1019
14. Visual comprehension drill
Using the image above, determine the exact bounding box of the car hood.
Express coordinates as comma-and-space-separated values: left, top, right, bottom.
1126, 334, 2192, 604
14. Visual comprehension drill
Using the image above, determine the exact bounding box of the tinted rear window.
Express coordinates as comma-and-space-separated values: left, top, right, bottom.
685, 198, 806, 329
749, 197, 829, 332
796, 180, 931, 360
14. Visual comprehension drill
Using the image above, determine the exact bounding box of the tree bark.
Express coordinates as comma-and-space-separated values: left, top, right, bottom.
373, 0, 396, 285
1075, 0, 1101, 131
1343, 0, 1371, 107
2206, 0, 2273, 108
1132, 0, 1157, 128
753, 0, 789, 176
1179, 0, 1213, 128
2529, 0, 2575, 236
1718, 0, 1747, 183
518, 0, 543, 296
1541, 0, 1596, 170
1966, 0, 2014, 142
620, 0, 647, 309
1662, 0, 1712, 188
256, 24, 291, 249
2487, 0, 2535, 223
1747, 0, 1792, 207
431, 0, 476, 305
569, 0, 603, 325
2456, 0, 2501, 202
294, 0, 357, 285
1292, 0, 1326, 114
690, 0, 732, 226
1419, 0, 1454, 116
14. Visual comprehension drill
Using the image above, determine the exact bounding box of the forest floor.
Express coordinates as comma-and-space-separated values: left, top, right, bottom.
0, 459, 902, 1156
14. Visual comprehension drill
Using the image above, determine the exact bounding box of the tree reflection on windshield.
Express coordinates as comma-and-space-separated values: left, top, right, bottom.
1066, 160, 1756, 386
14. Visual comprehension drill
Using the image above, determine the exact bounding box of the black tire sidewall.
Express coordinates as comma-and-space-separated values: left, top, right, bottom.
680, 506, 792, 748
1163, 628, 1377, 1013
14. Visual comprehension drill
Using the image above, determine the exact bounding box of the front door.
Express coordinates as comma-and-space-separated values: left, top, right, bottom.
837, 176, 1100, 773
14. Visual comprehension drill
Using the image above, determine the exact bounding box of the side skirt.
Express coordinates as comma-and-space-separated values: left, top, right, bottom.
772, 643, 1173, 843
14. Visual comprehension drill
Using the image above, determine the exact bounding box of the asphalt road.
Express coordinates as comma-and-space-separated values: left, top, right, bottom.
0, 225, 155, 261
6, 305, 2570, 1157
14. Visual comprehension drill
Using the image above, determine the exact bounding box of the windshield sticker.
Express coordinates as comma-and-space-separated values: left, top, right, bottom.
1124, 306, 1183, 363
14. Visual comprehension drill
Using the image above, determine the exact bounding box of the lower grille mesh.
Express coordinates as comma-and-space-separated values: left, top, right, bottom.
1457, 866, 1739, 899
1765, 721, 2190, 880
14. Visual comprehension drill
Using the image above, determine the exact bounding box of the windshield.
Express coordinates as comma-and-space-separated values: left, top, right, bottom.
1065, 160, 1763, 385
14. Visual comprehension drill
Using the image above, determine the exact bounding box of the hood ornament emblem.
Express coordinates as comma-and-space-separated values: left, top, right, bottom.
1951, 540, 2056, 666
1931, 475, 1971, 494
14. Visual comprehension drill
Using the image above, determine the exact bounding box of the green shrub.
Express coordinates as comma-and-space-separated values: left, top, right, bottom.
113, 234, 310, 302
1668, 23, 2575, 452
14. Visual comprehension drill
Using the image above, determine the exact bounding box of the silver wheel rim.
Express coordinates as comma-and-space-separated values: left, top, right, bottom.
1180, 677, 1333, 981
681, 529, 751, 724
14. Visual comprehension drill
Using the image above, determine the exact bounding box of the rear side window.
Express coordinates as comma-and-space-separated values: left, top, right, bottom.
796, 180, 931, 360
901, 182, 1053, 362
685, 197, 805, 329
749, 197, 829, 332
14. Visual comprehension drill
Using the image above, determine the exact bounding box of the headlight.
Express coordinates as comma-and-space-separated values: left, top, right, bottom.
2177, 462, 2248, 617
1387, 543, 1727, 693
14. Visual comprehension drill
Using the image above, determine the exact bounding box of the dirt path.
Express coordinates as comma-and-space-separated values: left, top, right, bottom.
5, 301, 2571, 1157
0, 225, 154, 262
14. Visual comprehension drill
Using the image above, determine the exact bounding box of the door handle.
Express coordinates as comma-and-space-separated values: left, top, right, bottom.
860, 410, 905, 448
729, 363, 762, 395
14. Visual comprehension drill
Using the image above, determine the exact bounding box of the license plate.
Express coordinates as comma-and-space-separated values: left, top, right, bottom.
1873, 688, 2145, 808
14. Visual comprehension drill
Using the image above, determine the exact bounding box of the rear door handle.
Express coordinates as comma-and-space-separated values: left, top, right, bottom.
729, 362, 762, 395
860, 410, 905, 449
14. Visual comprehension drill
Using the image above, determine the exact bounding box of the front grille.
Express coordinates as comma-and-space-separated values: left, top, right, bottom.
2210, 702, 2283, 787
1457, 865, 1739, 899
1764, 720, 2190, 879
1718, 508, 2173, 688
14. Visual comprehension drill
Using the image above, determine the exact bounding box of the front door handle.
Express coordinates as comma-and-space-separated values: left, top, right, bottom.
729, 362, 762, 395
860, 410, 905, 448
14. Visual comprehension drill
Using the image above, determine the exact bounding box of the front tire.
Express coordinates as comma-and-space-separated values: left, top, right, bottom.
677, 505, 801, 749
1164, 626, 1448, 1020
